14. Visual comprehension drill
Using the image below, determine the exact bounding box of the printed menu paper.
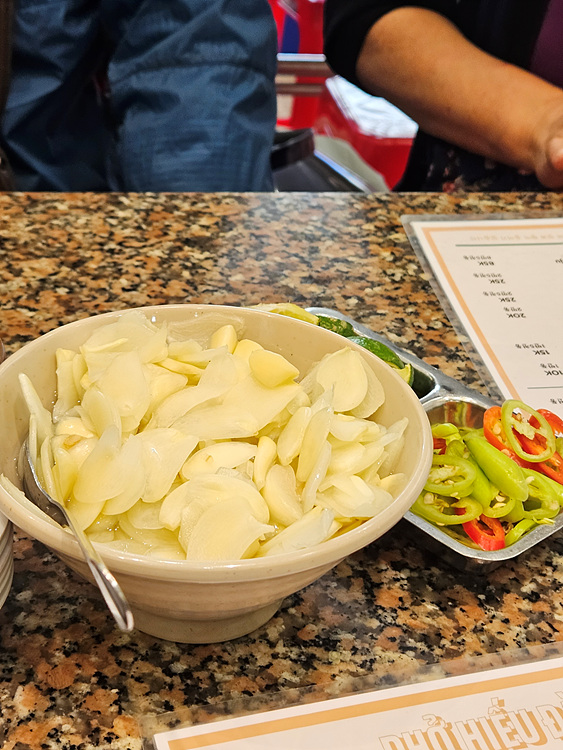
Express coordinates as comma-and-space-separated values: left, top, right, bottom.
153, 655, 563, 750
403, 216, 563, 411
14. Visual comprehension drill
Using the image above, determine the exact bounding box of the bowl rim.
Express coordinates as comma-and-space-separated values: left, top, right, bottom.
0, 303, 433, 582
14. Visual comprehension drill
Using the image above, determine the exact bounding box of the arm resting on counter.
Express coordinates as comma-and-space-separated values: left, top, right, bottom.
355, 8, 563, 188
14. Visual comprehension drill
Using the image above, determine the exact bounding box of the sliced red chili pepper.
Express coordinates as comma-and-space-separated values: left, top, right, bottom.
433, 437, 447, 454
538, 409, 563, 437
483, 406, 505, 451
510, 411, 563, 484
458, 511, 506, 551
484, 405, 563, 485
516, 432, 549, 459
482, 406, 532, 468
538, 454, 563, 484
501, 400, 556, 463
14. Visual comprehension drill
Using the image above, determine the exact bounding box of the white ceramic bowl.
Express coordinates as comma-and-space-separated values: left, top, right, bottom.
0, 305, 432, 642
0, 513, 13, 611
0, 339, 13, 613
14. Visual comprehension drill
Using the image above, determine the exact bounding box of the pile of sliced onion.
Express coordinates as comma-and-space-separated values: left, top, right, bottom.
16, 310, 408, 561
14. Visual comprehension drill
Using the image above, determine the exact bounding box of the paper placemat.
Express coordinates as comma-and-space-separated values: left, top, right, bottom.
402, 213, 563, 412
151, 652, 563, 750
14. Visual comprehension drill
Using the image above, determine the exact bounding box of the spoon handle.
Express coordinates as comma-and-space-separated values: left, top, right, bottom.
66, 515, 135, 633
23, 440, 134, 632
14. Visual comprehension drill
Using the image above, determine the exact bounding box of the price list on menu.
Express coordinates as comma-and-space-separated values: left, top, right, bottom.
403, 216, 563, 412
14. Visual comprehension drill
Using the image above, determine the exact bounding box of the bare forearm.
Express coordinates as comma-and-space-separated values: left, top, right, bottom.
356, 8, 563, 186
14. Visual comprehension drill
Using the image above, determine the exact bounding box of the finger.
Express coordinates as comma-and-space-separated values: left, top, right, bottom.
547, 136, 563, 172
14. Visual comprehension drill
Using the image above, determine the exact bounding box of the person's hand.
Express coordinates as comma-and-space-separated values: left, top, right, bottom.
534, 109, 563, 189
352, 8, 563, 191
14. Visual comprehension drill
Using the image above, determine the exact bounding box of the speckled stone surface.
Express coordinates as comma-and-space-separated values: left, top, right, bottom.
1, 191, 563, 750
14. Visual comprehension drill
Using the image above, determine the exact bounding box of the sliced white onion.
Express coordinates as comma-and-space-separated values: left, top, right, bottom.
258, 506, 336, 557
180, 441, 256, 481
347, 358, 385, 419
249, 349, 300, 388
183, 497, 273, 561
19, 373, 53, 447
126, 499, 165, 530
210, 324, 238, 353
138, 428, 197, 503
17, 311, 408, 563
95, 350, 151, 433
301, 441, 332, 512
252, 435, 277, 491
53, 349, 80, 421
318, 474, 393, 518
276, 405, 312, 466
73, 426, 144, 505
81, 385, 122, 439
329, 413, 378, 442
149, 352, 239, 429
172, 404, 259, 441
315, 348, 368, 412
296, 405, 332, 483
221, 375, 302, 432
261, 464, 303, 527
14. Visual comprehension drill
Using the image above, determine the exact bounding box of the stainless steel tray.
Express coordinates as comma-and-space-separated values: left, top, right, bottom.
308, 307, 563, 573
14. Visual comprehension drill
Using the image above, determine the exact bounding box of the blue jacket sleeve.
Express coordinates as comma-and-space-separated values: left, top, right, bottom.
1, 0, 278, 191
105, 0, 278, 191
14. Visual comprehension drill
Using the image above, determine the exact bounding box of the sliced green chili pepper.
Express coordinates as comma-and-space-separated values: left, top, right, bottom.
501, 399, 556, 463
347, 336, 405, 369
469, 459, 498, 508
432, 423, 465, 455
465, 435, 529, 503
316, 315, 356, 337
524, 466, 563, 507
412, 493, 482, 525
445, 439, 466, 458
424, 454, 477, 498
502, 499, 526, 523
502, 474, 559, 522
504, 519, 537, 547
480, 492, 517, 519
521, 468, 560, 519
432, 423, 461, 440
413, 407, 563, 550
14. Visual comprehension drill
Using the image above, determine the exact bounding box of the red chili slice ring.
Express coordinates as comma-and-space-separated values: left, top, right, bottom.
462, 514, 506, 551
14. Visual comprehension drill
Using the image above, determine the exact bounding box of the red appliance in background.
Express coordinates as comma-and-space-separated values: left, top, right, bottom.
272, 0, 325, 130
271, 0, 414, 188
313, 82, 415, 190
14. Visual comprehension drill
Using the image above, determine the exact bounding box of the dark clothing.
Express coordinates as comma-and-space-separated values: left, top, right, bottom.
324, 0, 555, 190
0, 0, 14, 189
0, 0, 277, 192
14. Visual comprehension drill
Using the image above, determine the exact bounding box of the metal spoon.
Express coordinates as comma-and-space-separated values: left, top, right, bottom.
21, 440, 134, 632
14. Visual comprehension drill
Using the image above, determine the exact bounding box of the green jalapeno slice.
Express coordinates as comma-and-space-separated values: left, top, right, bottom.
469, 459, 498, 508
432, 423, 461, 440
412, 493, 482, 525
445, 439, 466, 458
501, 399, 556, 463
504, 519, 537, 547
502, 499, 526, 524
465, 435, 528, 503
423, 454, 477, 498
480, 492, 516, 519
521, 468, 560, 519
525, 467, 563, 507
416, 406, 563, 550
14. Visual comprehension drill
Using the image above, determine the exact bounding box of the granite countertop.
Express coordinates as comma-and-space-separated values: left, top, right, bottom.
1, 191, 563, 750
